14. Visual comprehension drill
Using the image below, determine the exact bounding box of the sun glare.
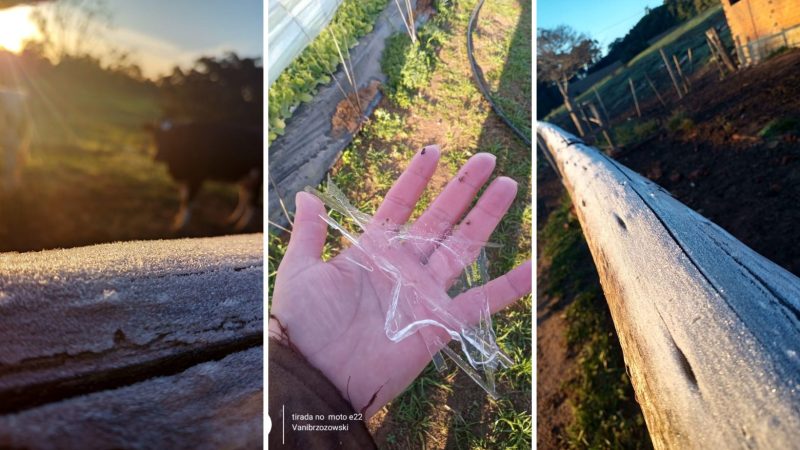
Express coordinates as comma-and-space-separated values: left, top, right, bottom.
0, 6, 39, 54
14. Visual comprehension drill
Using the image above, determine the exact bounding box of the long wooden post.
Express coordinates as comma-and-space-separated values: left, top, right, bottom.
659, 48, 683, 99
628, 78, 641, 117
538, 122, 800, 450
644, 73, 666, 107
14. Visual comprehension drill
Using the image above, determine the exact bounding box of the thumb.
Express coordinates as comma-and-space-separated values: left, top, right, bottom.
283, 191, 328, 264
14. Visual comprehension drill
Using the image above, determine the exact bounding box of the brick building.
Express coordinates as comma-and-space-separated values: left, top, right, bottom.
721, 0, 800, 64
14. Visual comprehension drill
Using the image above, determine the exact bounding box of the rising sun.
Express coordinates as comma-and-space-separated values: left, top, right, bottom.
0, 6, 39, 53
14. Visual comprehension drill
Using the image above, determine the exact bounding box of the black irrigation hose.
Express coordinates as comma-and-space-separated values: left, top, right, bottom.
466, 0, 532, 147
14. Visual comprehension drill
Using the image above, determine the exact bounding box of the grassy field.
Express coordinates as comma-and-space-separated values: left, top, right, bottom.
269, 0, 531, 447
546, 6, 727, 125
0, 57, 245, 252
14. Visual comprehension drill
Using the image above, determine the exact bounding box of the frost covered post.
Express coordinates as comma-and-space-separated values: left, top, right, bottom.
0, 234, 263, 448
538, 123, 800, 449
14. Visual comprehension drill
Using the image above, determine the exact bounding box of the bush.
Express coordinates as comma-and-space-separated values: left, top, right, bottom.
614, 119, 660, 147
758, 117, 800, 139
381, 33, 432, 108
667, 109, 695, 133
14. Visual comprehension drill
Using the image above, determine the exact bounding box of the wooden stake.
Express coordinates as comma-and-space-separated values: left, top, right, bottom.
557, 80, 586, 137
588, 102, 616, 152
706, 27, 736, 72
578, 102, 593, 133
660, 48, 683, 100
593, 88, 610, 123
644, 73, 666, 107
672, 53, 690, 92
629, 78, 641, 117
707, 35, 726, 79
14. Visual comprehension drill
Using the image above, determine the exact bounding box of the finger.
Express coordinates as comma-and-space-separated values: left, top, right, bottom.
449, 260, 532, 325
410, 153, 496, 257
426, 176, 518, 286
283, 191, 328, 264
373, 145, 440, 225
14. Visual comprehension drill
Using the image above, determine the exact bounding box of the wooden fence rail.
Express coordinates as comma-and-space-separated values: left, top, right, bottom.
0, 234, 263, 449
538, 123, 800, 449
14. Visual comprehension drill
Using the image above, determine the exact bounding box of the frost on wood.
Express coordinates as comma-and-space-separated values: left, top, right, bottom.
538, 123, 800, 449
0, 234, 263, 446
0, 348, 262, 450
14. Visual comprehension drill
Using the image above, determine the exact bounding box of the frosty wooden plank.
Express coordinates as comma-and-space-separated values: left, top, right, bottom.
0, 234, 263, 415
0, 347, 262, 449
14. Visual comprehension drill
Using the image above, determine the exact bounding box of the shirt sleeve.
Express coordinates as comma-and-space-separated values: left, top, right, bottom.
268, 338, 376, 449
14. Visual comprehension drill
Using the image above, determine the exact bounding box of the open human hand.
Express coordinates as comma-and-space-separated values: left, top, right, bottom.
269, 145, 531, 418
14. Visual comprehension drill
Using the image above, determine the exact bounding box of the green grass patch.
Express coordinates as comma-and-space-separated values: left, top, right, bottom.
758, 117, 800, 139
565, 290, 650, 449
666, 109, 695, 133
614, 119, 660, 147
767, 45, 791, 60
475, 0, 532, 140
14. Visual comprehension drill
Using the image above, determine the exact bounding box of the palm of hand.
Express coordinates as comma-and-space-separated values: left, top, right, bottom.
270, 146, 531, 418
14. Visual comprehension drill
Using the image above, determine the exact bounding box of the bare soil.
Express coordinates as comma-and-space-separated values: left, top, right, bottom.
331, 81, 381, 137
616, 49, 800, 276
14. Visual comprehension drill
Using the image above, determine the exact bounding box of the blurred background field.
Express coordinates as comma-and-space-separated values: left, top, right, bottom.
0, 0, 262, 252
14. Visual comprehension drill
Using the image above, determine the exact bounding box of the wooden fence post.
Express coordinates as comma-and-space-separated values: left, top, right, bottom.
577, 101, 593, 134
644, 73, 667, 107
706, 27, 737, 72
587, 101, 616, 152
659, 48, 683, 100
628, 78, 641, 117
734, 35, 746, 66
593, 88, 610, 124
672, 53, 690, 92
557, 81, 586, 137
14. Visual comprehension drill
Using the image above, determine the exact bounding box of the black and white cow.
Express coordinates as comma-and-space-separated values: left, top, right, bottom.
146, 120, 263, 231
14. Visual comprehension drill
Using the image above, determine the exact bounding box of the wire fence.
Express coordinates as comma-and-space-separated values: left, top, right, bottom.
736, 22, 800, 65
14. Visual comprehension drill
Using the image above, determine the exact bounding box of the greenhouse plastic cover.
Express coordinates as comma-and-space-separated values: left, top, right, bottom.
268, 0, 343, 86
